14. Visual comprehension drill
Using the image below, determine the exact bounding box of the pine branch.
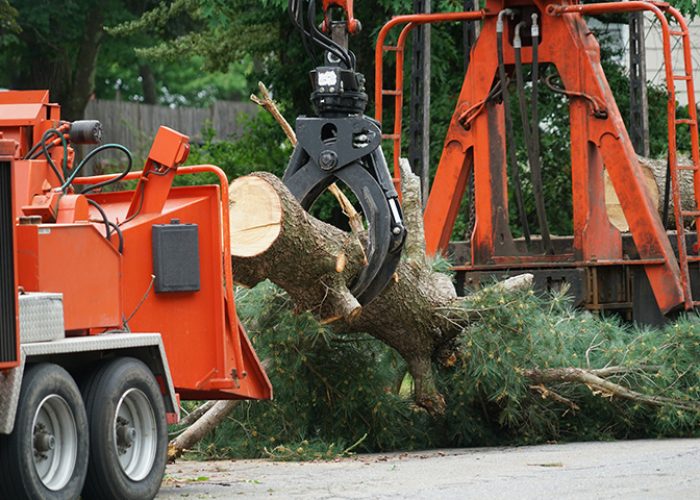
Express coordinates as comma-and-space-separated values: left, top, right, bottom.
523, 367, 700, 412
529, 384, 580, 412
107, 0, 199, 36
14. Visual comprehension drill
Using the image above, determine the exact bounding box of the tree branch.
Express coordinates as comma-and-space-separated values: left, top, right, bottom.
169, 360, 272, 461
399, 158, 427, 266
524, 367, 700, 412
178, 400, 216, 428
529, 384, 580, 412
168, 400, 240, 462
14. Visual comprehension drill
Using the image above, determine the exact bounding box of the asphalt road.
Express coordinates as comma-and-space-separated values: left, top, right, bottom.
158, 438, 700, 499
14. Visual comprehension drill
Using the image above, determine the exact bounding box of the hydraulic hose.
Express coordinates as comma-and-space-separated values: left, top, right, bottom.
61, 144, 133, 194
530, 14, 542, 193
663, 155, 671, 228
497, 9, 531, 244
514, 21, 553, 254
34, 129, 68, 183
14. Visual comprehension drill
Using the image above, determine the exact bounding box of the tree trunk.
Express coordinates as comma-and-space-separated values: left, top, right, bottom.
229, 161, 530, 414
139, 64, 158, 105
154, 157, 693, 455
63, 6, 104, 121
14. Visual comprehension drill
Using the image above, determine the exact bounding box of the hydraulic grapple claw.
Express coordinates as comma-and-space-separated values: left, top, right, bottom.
283, 115, 406, 305
285, 1, 406, 305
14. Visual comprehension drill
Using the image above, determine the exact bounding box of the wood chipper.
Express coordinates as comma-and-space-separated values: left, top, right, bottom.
0, 90, 272, 499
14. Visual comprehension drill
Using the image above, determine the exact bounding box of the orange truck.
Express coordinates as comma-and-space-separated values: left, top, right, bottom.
0, 90, 271, 500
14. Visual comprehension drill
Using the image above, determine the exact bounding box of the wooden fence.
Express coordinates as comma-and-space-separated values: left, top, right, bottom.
84, 99, 258, 157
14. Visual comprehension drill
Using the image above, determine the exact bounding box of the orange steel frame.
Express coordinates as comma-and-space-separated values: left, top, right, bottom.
375, 0, 700, 315
0, 90, 272, 401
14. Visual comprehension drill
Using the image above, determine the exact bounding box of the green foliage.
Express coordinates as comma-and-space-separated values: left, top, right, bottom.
181, 282, 432, 460
442, 286, 700, 443
1, 0, 253, 109
0, 0, 18, 41
98, 0, 252, 106
674, 0, 700, 17
179, 281, 700, 461
107, 0, 199, 38
184, 111, 292, 181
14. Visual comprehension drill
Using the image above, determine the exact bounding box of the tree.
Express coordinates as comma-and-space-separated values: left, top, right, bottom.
0, 0, 18, 40
0, 0, 248, 119
0, 0, 129, 120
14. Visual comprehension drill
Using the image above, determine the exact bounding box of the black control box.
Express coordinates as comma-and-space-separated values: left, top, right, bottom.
152, 220, 200, 293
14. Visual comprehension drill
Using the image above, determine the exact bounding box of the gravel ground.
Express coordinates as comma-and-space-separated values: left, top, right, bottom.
158, 438, 700, 499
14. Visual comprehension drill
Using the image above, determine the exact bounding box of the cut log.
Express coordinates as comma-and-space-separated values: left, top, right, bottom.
229, 161, 531, 415
250, 82, 366, 241
230, 176, 282, 257
605, 156, 694, 231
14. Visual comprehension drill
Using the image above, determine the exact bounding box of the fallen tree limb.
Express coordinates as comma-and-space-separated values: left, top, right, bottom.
177, 400, 216, 428
168, 400, 241, 461
229, 160, 534, 415
523, 367, 700, 412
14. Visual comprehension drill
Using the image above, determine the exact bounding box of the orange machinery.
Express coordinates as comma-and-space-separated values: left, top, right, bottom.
0, 90, 271, 499
375, 0, 700, 323
0, 89, 271, 399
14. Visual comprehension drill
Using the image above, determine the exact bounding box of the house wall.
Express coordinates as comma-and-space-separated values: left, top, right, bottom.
589, 14, 700, 108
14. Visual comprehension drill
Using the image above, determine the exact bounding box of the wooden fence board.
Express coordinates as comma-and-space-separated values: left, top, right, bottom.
84, 99, 258, 158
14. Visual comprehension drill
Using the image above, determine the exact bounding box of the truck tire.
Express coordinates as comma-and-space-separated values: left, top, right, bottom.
81, 357, 167, 500
0, 363, 90, 500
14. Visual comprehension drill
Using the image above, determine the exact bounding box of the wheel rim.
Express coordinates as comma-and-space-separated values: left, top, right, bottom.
32, 395, 78, 491
113, 388, 157, 481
